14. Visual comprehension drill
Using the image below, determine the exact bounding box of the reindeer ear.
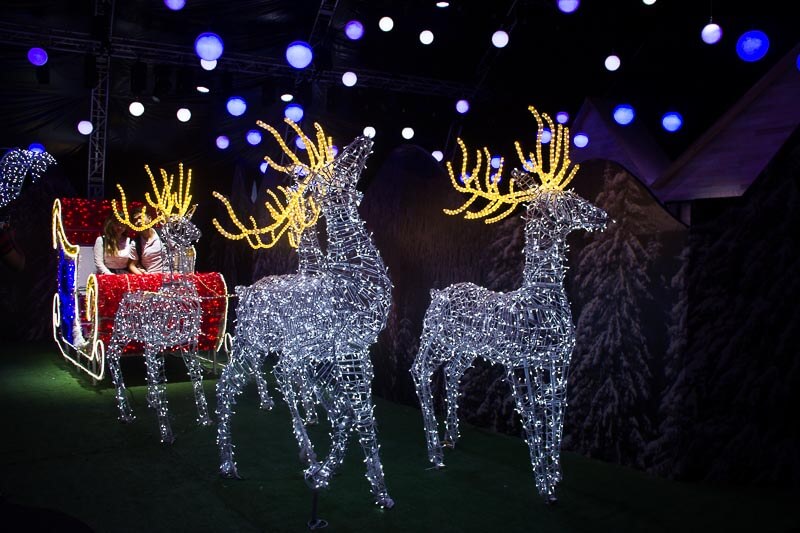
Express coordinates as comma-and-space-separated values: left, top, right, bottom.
185, 204, 198, 220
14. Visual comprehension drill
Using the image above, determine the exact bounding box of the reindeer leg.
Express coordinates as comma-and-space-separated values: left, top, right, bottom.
144, 348, 174, 444
302, 360, 348, 490
253, 350, 275, 411
299, 367, 319, 426
548, 352, 570, 487
181, 343, 212, 426
335, 347, 394, 509
410, 334, 445, 468
274, 359, 318, 466
442, 353, 475, 448
507, 363, 557, 503
215, 341, 256, 478
107, 333, 135, 423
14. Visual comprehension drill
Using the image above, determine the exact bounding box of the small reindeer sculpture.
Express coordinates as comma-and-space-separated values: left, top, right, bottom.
410, 106, 608, 502
106, 163, 211, 444
214, 119, 395, 508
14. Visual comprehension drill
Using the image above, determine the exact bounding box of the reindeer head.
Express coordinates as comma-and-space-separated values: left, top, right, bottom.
513, 106, 607, 234
113, 162, 201, 273
443, 105, 607, 235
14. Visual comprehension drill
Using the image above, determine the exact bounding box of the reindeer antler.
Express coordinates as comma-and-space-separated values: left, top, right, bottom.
514, 105, 579, 191
211, 185, 319, 249
444, 138, 537, 224
113, 162, 195, 231
212, 118, 331, 249
258, 118, 336, 178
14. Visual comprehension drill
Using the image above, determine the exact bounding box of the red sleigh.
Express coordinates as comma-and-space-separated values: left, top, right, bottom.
51, 197, 229, 381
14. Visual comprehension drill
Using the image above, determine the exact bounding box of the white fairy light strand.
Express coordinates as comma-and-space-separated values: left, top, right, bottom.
215, 124, 395, 508
1, 148, 56, 211
411, 106, 609, 502
105, 164, 212, 443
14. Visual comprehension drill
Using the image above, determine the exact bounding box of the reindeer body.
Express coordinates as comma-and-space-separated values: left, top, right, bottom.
411, 108, 608, 502
215, 133, 394, 508
105, 165, 211, 444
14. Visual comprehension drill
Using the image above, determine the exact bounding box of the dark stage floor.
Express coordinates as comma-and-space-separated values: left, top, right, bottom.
1, 341, 797, 532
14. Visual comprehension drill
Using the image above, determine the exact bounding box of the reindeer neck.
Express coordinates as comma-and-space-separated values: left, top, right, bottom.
522, 218, 568, 286
297, 223, 325, 274
320, 190, 386, 277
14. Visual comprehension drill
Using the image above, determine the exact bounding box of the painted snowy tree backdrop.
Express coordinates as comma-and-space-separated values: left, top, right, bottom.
562, 161, 685, 468
646, 128, 800, 486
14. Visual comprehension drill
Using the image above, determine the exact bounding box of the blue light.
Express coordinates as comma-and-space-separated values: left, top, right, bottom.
736, 30, 769, 62
195, 32, 224, 61
557, 0, 580, 14
295, 136, 306, 150
556, 111, 569, 124
28, 143, 45, 153
455, 99, 470, 114
216, 135, 230, 149
541, 128, 552, 144
226, 96, 247, 117
612, 104, 635, 126
286, 41, 313, 69
490, 155, 501, 169
27, 47, 48, 66
246, 130, 262, 145
345, 20, 364, 40
284, 103, 304, 122
661, 112, 683, 132
573, 133, 589, 148
259, 161, 268, 174
797, 53, 800, 71
164, 0, 185, 10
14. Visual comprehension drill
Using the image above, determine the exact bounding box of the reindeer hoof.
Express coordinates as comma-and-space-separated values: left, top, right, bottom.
545, 494, 558, 505
429, 455, 445, 469
219, 462, 241, 479
304, 464, 330, 490
259, 399, 274, 411
377, 496, 395, 509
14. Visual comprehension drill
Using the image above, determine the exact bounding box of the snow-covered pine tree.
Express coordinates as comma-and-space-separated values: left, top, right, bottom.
564, 164, 657, 468
645, 244, 690, 477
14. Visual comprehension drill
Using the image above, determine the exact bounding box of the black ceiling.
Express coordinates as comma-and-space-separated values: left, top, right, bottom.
1, 0, 798, 196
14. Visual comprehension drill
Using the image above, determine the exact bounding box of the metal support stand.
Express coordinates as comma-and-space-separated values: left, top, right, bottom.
307, 489, 328, 530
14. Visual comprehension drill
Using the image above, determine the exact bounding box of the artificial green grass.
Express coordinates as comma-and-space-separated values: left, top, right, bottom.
1, 341, 797, 532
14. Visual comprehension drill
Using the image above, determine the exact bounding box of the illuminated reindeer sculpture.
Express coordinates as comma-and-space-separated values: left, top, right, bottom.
214, 120, 394, 508
217, 164, 326, 418
411, 106, 608, 502
106, 164, 212, 444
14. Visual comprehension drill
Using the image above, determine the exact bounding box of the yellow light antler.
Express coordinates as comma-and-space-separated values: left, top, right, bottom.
212, 118, 332, 249
112, 162, 195, 231
444, 138, 538, 224
257, 118, 336, 179
514, 105, 579, 192
211, 186, 319, 249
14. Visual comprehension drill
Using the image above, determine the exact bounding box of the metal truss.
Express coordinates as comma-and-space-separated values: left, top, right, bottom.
0, 20, 475, 99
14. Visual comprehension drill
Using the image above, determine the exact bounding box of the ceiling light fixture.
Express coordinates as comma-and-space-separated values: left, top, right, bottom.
378, 17, 394, 32
492, 30, 509, 48
286, 41, 313, 69
194, 32, 224, 61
